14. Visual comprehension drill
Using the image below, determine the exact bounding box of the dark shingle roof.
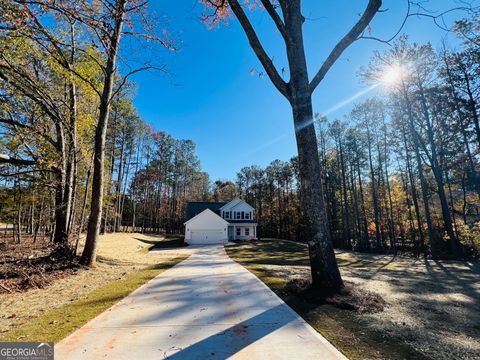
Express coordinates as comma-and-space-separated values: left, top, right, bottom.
186, 202, 226, 221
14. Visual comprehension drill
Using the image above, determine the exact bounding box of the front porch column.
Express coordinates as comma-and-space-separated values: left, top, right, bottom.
233, 225, 236, 240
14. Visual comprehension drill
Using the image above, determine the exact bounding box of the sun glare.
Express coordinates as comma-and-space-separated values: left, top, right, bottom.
381, 64, 403, 86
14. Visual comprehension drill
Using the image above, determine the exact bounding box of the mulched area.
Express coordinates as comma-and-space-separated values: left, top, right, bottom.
1, 233, 56, 260
0, 256, 81, 293
285, 278, 386, 314
0, 235, 81, 293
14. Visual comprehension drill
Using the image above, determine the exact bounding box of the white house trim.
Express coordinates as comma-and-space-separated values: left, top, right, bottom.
184, 208, 228, 226
185, 199, 257, 244
184, 209, 229, 245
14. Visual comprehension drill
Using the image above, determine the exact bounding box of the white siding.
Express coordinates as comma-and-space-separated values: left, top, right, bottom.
185, 209, 228, 245
221, 200, 254, 221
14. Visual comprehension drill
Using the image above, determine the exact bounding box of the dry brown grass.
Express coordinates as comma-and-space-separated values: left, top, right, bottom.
227, 239, 480, 360
0, 233, 184, 337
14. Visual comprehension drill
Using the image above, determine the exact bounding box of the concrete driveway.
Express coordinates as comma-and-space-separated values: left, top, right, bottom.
56, 246, 347, 359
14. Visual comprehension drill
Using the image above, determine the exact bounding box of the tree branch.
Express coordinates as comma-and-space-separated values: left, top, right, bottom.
309, 0, 382, 94
260, 0, 287, 41
358, 2, 476, 44
0, 118, 29, 129
0, 153, 36, 166
227, 0, 289, 99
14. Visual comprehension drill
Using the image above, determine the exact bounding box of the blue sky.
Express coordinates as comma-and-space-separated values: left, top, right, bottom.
131, 0, 471, 181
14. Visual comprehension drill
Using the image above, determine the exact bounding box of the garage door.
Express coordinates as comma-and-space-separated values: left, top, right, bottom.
190, 229, 225, 244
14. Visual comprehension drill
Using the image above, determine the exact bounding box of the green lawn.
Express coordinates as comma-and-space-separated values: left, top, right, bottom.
0, 255, 189, 343
225, 240, 429, 360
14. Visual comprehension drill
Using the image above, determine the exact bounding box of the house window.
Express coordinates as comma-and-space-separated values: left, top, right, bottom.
236, 227, 241, 236
235, 212, 240, 220
241, 211, 245, 219
245, 228, 250, 236
245, 212, 250, 220
224, 211, 230, 219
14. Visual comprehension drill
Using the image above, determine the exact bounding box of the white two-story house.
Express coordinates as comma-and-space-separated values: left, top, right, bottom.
184, 198, 257, 245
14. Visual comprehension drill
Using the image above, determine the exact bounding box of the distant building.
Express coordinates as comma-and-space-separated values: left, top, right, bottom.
184, 198, 257, 244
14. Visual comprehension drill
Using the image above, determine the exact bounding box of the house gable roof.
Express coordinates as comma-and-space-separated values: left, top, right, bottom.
219, 198, 241, 210
184, 208, 229, 226
220, 198, 254, 211
186, 201, 226, 221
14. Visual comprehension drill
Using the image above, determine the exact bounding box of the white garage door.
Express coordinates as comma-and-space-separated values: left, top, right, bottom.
190, 229, 225, 244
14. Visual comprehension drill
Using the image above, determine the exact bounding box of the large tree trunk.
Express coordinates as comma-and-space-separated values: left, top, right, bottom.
292, 95, 344, 292
80, 96, 111, 266
81, 0, 127, 267
284, 0, 343, 292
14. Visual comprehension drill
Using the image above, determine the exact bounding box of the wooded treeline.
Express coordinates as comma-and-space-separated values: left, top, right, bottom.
125, 132, 210, 234
322, 34, 480, 259
0, 0, 211, 262
0, 79, 209, 250
1, 1, 479, 265
235, 160, 303, 241
233, 30, 480, 259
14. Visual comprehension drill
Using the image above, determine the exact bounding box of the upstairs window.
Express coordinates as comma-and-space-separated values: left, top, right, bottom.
245, 212, 250, 220
224, 211, 230, 219
241, 211, 245, 219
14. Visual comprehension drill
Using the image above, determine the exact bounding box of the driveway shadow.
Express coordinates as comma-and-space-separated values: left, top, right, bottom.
165, 305, 291, 359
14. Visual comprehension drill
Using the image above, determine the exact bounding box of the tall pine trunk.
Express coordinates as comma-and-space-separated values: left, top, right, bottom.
401, 81, 438, 257
81, 0, 127, 267
417, 84, 458, 256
